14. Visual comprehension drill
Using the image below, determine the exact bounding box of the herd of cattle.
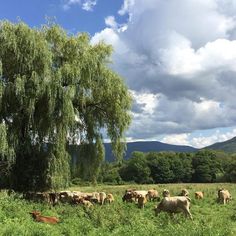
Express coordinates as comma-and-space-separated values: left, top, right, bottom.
23, 187, 232, 224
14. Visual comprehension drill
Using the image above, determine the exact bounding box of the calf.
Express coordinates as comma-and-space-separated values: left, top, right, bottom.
155, 196, 192, 219
122, 191, 135, 203
137, 194, 147, 209
218, 189, 232, 204
29, 211, 59, 224
99, 192, 107, 205
105, 193, 115, 204
146, 189, 159, 201
180, 189, 189, 197
162, 189, 170, 197
195, 191, 204, 199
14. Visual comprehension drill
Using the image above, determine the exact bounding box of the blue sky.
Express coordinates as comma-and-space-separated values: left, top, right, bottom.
1, 0, 236, 148
0, 0, 125, 35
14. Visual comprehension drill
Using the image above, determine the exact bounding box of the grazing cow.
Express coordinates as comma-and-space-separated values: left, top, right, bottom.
29, 211, 59, 224
81, 199, 93, 208
122, 191, 136, 203
162, 189, 170, 197
48, 192, 59, 206
105, 193, 115, 204
73, 197, 93, 208
99, 192, 107, 205
84, 192, 100, 204
59, 191, 74, 204
137, 194, 147, 209
180, 189, 189, 197
125, 188, 136, 193
133, 190, 148, 202
155, 196, 192, 220
146, 189, 159, 201
195, 191, 204, 199
218, 189, 232, 204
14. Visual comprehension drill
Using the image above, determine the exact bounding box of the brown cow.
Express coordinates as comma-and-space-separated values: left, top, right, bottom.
122, 191, 136, 203
29, 211, 59, 224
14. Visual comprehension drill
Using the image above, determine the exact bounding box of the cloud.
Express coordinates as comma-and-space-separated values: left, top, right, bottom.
62, 0, 97, 11
118, 0, 135, 16
82, 0, 97, 11
92, 0, 236, 144
62, 0, 80, 10
162, 128, 236, 148
105, 16, 118, 29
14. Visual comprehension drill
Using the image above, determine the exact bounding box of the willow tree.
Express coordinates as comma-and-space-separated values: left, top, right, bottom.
0, 21, 132, 191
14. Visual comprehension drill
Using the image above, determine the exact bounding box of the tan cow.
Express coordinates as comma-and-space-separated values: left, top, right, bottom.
105, 193, 114, 204
146, 189, 159, 201
180, 189, 189, 197
137, 194, 147, 209
162, 189, 170, 197
195, 191, 204, 199
133, 190, 148, 201
218, 189, 232, 204
99, 192, 107, 205
155, 196, 192, 219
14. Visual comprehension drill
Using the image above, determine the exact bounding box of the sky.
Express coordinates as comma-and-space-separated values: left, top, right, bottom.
1, 0, 236, 148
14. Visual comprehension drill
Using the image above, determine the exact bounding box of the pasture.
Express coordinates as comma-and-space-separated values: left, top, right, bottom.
0, 183, 235, 236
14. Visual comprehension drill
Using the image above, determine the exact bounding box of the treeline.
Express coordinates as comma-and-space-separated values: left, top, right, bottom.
72, 149, 236, 185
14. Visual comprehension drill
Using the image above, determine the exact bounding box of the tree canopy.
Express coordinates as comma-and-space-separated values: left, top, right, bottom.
0, 21, 132, 191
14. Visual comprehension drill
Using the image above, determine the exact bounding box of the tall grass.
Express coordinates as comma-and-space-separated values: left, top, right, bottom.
0, 183, 235, 235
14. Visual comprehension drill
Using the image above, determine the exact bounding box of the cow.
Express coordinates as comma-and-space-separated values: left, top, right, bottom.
122, 191, 136, 203
29, 211, 59, 224
146, 189, 160, 201
137, 194, 147, 209
99, 192, 107, 205
84, 192, 100, 204
180, 189, 189, 197
73, 196, 94, 208
59, 191, 74, 204
162, 189, 170, 197
195, 191, 204, 199
133, 190, 148, 202
154, 196, 192, 220
48, 192, 59, 206
105, 193, 115, 204
218, 189, 232, 204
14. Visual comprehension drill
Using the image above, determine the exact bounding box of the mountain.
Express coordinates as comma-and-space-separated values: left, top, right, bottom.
204, 136, 236, 153
68, 141, 197, 163
104, 141, 197, 162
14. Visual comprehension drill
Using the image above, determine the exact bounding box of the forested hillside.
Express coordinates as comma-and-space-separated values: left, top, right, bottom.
205, 136, 236, 153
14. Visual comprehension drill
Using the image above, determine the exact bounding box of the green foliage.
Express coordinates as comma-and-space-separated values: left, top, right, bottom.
0, 21, 132, 190
192, 150, 221, 183
119, 152, 153, 184
103, 149, 236, 184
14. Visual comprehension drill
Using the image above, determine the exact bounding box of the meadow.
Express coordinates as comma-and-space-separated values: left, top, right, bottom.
0, 183, 235, 236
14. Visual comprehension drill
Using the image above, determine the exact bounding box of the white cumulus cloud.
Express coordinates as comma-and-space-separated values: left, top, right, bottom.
92, 0, 236, 146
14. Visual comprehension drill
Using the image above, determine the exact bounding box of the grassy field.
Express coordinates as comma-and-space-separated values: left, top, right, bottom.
0, 183, 235, 236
